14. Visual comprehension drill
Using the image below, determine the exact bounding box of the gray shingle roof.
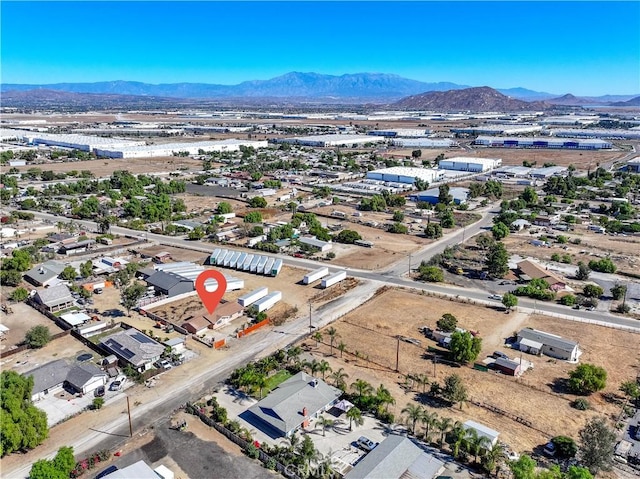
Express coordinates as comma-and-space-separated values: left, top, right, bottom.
247, 371, 341, 437
517, 328, 578, 353
24, 359, 69, 395
345, 435, 444, 479
34, 284, 73, 307
101, 329, 165, 367
23, 261, 66, 285
66, 363, 106, 390
145, 270, 190, 291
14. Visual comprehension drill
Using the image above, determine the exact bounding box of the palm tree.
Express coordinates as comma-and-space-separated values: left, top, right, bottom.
401, 403, 424, 435
421, 411, 439, 443
346, 406, 363, 431
415, 373, 430, 393
287, 346, 302, 365
254, 373, 267, 399
337, 341, 347, 358
483, 443, 506, 476
376, 384, 395, 412
312, 331, 323, 348
281, 431, 300, 453
326, 327, 339, 356
316, 415, 334, 437
329, 367, 349, 390
297, 435, 318, 466
317, 360, 332, 380
436, 417, 453, 447
448, 421, 466, 459
305, 359, 321, 377
465, 428, 491, 464
350, 379, 373, 398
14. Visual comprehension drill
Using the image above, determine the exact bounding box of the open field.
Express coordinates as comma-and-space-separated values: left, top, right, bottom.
0, 302, 65, 351
300, 287, 640, 453
15, 156, 204, 176
461, 148, 625, 170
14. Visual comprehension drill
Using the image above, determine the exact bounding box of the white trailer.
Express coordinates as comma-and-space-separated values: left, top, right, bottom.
210, 248, 224, 265
271, 259, 283, 276
303, 267, 330, 285
256, 256, 269, 274
321, 270, 347, 289
238, 286, 269, 307
242, 254, 255, 271
253, 291, 282, 312
249, 255, 261, 273
226, 277, 245, 291
263, 258, 275, 276
229, 251, 241, 269
236, 253, 248, 269
222, 250, 235, 267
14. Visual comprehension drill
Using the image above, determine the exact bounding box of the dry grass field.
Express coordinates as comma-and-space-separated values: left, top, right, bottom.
300, 287, 640, 453
457, 148, 624, 170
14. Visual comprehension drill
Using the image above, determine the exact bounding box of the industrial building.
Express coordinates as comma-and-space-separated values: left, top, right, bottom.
539, 116, 599, 126
451, 125, 542, 135
474, 136, 612, 149
94, 139, 268, 158
366, 167, 443, 185
439, 157, 502, 172
550, 128, 640, 140
626, 157, 640, 173
274, 134, 385, 147
5, 129, 145, 151
391, 138, 457, 148
410, 187, 469, 205
368, 128, 432, 137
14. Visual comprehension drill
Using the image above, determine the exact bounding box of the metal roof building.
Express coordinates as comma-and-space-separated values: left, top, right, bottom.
463, 420, 500, 446
274, 134, 385, 147
439, 156, 502, 172
517, 328, 580, 361
475, 136, 612, 149
94, 138, 268, 158
366, 166, 443, 184
391, 138, 457, 148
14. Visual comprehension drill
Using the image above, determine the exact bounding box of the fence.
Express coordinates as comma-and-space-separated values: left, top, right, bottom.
237, 318, 270, 338
140, 309, 189, 335
186, 403, 300, 479
0, 329, 70, 359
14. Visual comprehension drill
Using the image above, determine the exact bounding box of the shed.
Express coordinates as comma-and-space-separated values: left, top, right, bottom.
463, 420, 500, 446
60, 312, 91, 328
517, 328, 580, 361
164, 337, 186, 354
493, 357, 522, 376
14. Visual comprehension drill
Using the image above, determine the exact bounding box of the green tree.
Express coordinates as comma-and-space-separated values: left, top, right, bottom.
578, 417, 616, 474
92, 397, 105, 410
187, 227, 205, 240
509, 455, 537, 479
80, 261, 93, 279
216, 202, 233, 214
424, 223, 443, 239
120, 283, 146, 316
610, 284, 627, 301
565, 466, 593, 479
244, 211, 263, 223
568, 363, 607, 395
59, 265, 77, 281
439, 184, 453, 205
350, 379, 373, 398
449, 331, 482, 364
521, 186, 538, 205
1, 270, 23, 287
388, 222, 408, 234
491, 222, 510, 240
550, 436, 577, 459
442, 374, 468, 409
575, 262, 590, 280
25, 325, 51, 348
619, 380, 640, 405
502, 293, 518, 311
326, 326, 340, 357
588, 258, 616, 273
9, 287, 29, 302
582, 284, 603, 298
7, 249, 32, 272
334, 230, 361, 244
485, 242, 509, 279
401, 403, 425, 436
418, 265, 444, 282
1, 371, 49, 456
439, 209, 455, 228
560, 294, 577, 306
392, 210, 405, 222
436, 313, 457, 332
248, 196, 267, 208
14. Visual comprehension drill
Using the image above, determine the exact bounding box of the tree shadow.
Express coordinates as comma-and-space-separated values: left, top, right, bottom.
548, 377, 572, 394
413, 392, 451, 409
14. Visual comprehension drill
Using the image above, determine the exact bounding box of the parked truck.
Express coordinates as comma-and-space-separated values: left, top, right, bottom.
303, 267, 330, 285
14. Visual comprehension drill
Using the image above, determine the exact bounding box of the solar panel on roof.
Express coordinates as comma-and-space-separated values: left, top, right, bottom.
132, 332, 155, 344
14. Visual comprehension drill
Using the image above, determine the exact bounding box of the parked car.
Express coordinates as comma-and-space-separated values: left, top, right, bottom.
493, 351, 509, 360
109, 381, 122, 392
95, 465, 118, 478
156, 359, 173, 370
94, 288, 104, 294
94, 385, 105, 397
357, 436, 378, 452
489, 294, 503, 300
543, 441, 557, 457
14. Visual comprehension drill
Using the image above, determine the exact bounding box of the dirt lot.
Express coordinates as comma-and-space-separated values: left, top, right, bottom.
15, 156, 204, 177
460, 148, 624, 170
0, 302, 66, 352
503, 226, 640, 273
301, 287, 640, 454
135, 244, 209, 264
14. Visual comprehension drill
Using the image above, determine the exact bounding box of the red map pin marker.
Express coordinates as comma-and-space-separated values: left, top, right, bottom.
195, 270, 227, 315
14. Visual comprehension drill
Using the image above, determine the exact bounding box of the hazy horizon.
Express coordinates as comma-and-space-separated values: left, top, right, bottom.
2, 1, 639, 96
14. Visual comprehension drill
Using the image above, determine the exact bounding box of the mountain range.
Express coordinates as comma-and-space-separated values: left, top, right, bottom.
2, 72, 638, 109
393, 87, 550, 111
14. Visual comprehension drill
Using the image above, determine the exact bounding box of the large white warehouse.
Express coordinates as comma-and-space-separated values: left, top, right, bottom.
366, 166, 443, 184
94, 139, 268, 158
5, 129, 145, 151
550, 129, 640, 140
451, 125, 542, 135
475, 136, 612, 149
439, 157, 502, 172
368, 128, 432, 137
392, 138, 457, 148
275, 134, 385, 147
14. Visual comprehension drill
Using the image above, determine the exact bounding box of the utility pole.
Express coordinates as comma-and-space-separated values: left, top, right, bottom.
408, 254, 412, 276
396, 336, 400, 372
127, 396, 133, 438
308, 300, 313, 334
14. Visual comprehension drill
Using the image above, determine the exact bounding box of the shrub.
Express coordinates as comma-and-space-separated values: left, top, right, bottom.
569, 363, 607, 395
571, 398, 591, 410
588, 258, 616, 273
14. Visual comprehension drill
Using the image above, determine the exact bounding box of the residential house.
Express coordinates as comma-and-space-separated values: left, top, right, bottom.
344, 435, 445, 479
24, 359, 107, 401
181, 316, 212, 335
145, 270, 194, 298
183, 303, 244, 333
533, 213, 561, 227
33, 283, 74, 312
516, 259, 567, 290
463, 420, 500, 447
298, 236, 333, 252
23, 260, 66, 287
510, 219, 531, 231
245, 371, 342, 438
517, 328, 581, 362
59, 239, 95, 255
100, 328, 165, 371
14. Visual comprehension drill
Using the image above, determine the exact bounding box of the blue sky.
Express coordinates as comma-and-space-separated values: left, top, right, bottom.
1, 1, 639, 95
